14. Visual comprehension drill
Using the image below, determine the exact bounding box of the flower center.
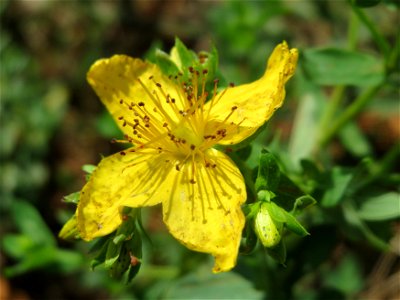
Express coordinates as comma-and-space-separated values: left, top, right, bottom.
171, 124, 204, 154
114, 65, 241, 164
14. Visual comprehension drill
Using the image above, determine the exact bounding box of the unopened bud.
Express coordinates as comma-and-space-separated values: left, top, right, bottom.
254, 203, 281, 248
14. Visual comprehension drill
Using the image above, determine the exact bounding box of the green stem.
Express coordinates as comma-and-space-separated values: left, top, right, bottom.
349, 0, 391, 59
319, 84, 382, 147
347, 9, 360, 50
316, 11, 359, 150
367, 142, 400, 184
386, 34, 400, 72
318, 85, 346, 138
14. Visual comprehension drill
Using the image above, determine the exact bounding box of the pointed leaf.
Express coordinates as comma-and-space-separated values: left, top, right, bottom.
255, 150, 281, 192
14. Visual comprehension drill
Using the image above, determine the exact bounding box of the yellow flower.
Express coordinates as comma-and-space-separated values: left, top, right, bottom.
75, 42, 297, 273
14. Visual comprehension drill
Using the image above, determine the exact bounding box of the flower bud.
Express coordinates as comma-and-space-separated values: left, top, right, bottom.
254, 203, 281, 248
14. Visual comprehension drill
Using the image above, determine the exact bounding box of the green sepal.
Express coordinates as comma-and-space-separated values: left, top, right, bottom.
58, 214, 80, 240
240, 218, 258, 255
268, 201, 309, 237
82, 164, 96, 174
282, 210, 310, 237
105, 235, 124, 269
266, 239, 287, 265
125, 229, 143, 284
89, 237, 110, 270
63, 191, 80, 205
291, 195, 317, 215
108, 244, 131, 279
266, 202, 287, 224
82, 164, 96, 181
171, 37, 197, 73
154, 49, 180, 77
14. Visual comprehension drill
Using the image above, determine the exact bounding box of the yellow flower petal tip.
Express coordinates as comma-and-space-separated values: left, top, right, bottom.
206, 42, 298, 145
74, 42, 297, 271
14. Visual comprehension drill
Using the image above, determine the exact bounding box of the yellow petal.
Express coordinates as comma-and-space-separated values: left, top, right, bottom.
87, 55, 184, 138
162, 148, 246, 272
77, 148, 174, 240
205, 42, 298, 145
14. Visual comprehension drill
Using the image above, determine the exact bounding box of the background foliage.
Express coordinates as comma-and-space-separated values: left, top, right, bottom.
1, 1, 399, 299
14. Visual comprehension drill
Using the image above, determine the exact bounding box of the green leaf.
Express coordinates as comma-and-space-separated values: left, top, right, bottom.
1, 234, 34, 259
342, 202, 389, 251
53, 249, 84, 273
160, 267, 264, 299
255, 150, 281, 192
63, 191, 80, 204
10, 201, 56, 246
339, 122, 373, 157
323, 253, 363, 294
357, 192, 400, 221
321, 167, 354, 207
4, 246, 57, 277
301, 48, 384, 86
274, 174, 306, 211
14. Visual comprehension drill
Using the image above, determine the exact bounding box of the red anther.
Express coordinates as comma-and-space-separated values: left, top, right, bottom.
118, 116, 124, 120
229, 82, 235, 87
202, 69, 208, 74
190, 179, 196, 184
231, 106, 238, 111
110, 138, 117, 143
119, 99, 124, 104
120, 151, 126, 156
148, 75, 154, 80
156, 82, 161, 88
138, 102, 145, 106
175, 165, 180, 171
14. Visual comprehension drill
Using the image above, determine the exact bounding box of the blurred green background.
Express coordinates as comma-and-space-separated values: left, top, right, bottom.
1, 1, 399, 299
